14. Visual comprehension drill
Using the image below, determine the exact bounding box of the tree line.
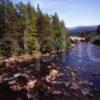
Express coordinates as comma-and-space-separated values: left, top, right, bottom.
0, 0, 71, 59
70, 25, 100, 42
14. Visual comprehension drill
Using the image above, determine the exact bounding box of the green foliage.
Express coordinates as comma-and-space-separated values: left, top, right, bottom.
92, 25, 100, 45
0, 0, 71, 59
97, 25, 100, 35
51, 13, 70, 50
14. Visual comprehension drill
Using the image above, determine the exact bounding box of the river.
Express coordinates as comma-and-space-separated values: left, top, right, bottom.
0, 42, 100, 99
60, 42, 100, 88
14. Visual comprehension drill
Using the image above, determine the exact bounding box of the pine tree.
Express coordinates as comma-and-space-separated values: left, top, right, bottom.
60, 20, 71, 49
26, 2, 40, 53
0, 1, 71, 59
0, 0, 18, 57
51, 13, 62, 50
36, 5, 52, 53
16, 2, 29, 54
6, 0, 18, 56
0, 0, 6, 36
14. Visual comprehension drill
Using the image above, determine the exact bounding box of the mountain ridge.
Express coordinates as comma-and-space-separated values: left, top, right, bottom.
68, 25, 98, 33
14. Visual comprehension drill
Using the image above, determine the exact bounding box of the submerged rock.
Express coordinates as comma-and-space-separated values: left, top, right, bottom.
51, 90, 62, 95
92, 73, 100, 78
82, 88, 90, 96
93, 39, 100, 46
70, 84, 80, 90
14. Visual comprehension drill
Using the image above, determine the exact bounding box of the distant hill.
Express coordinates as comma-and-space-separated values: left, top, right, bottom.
68, 25, 98, 33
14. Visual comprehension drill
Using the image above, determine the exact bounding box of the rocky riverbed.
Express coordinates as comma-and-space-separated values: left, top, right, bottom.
0, 58, 100, 100
0, 43, 100, 100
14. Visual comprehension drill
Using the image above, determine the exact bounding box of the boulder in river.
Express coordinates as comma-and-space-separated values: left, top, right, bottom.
92, 39, 100, 46
92, 73, 100, 78
70, 84, 80, 90
51, 90, 62, 95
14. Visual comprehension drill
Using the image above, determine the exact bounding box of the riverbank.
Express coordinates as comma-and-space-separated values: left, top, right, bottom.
0, 46, 73, 75
0, 54, 63, 99
0, 43, 100, 100
0, 59, 99, 100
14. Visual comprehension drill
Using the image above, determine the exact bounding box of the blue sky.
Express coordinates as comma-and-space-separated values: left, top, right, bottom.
13, 0, 100, 27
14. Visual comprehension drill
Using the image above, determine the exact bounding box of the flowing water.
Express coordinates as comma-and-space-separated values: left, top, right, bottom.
61, 42, 100, 88
0, 42, 100, 100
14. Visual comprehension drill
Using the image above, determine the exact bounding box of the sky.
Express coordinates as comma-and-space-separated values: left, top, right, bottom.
13, 0, 100, 27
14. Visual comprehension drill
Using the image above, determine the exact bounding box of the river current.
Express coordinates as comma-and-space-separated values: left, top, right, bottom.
61, 42, 100, 88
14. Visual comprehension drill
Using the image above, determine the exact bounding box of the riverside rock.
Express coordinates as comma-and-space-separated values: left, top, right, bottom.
70, 84, 80, 90
51, 90, 62, 95
27, 80, 37, 90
